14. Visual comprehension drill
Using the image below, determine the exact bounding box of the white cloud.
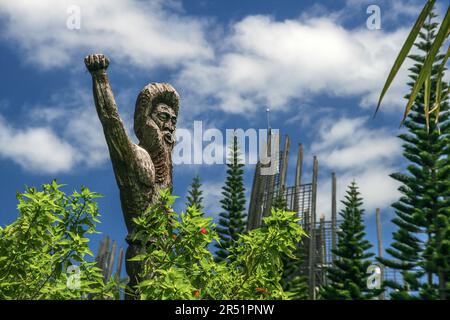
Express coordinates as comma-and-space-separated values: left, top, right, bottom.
29, 87, 136, 169
0, 0, 424, 177
311, 117, 402, 170
0, 86, 135, 174
342, 0, 424, 24
316, 166, 401, 220
200, 180, 224, 217
177, 14, 411, 115
195, 179, 252, 221
310, 117, 402, 217
178, 177, 223, 216
0, 0, 213, 70
0, 0, 416, 117
0, 116, 77, 173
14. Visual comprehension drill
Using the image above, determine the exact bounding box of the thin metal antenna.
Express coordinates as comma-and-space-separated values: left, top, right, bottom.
266, 108, 271, 130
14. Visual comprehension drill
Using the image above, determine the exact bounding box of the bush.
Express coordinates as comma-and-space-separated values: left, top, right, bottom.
0, 182, 305, 300
0, 181, 120, 299
131, 190, 306, 300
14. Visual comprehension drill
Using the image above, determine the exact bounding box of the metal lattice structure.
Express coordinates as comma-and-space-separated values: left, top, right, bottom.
247, 133, 344, 299
264, 184, 313, 224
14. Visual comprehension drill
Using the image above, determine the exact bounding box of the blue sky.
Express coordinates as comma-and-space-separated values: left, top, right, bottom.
0, 0, 445, 261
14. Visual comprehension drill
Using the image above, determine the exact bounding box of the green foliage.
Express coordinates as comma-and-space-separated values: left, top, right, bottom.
131, 189, 306, 300
0, 182, 305, 300
379, 12, 450, 300
280, 246, 309, 300
0, 181, 121, 299
215, 134, 247, 262
376, 0, 449, 128
320, 181, 375, 300
186, 175, 204, 213
272, 192, 288, 211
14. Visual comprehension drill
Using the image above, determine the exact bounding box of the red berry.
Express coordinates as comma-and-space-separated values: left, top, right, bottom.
194, 290, 200, 297
200, 227, 207, 235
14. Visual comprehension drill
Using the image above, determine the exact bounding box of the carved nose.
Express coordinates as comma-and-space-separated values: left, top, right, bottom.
165, 123, 174, 132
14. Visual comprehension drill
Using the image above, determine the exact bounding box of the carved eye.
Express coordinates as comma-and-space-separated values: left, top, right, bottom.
158, 113, 170, 121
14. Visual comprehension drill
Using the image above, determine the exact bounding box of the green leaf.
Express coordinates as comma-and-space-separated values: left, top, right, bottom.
375, 0, 436, 116
431, 44, 450, 125
424, 74, 431, 131
128, 254, 147, 262
402, 6, 450, 123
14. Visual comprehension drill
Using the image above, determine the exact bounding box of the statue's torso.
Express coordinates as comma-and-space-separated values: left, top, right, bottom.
114, 143, 172, 234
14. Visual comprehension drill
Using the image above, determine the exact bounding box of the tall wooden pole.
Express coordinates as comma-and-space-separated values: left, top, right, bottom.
264, 130, 278, 217
107, 240, 117, 280
376, 208, 385, 300
116, 247, 124, 281
320, 214, 327, 285
331, 172, 337, 262
309, 156, 318, 300
247, 161, 262, 231
293, 144, 303, 214
279, 134, 290, 191
375, 209, 383, 261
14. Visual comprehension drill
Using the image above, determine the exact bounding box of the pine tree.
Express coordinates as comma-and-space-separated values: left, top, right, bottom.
214, 135, 247, 262
186, 175, 204, 213
272, 191, 288, 211
320, 181, 375, 300
379, 12, 450, 300
281, 244, 309, 299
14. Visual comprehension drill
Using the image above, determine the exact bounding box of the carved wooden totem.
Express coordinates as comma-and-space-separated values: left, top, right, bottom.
84, 54, 179, 298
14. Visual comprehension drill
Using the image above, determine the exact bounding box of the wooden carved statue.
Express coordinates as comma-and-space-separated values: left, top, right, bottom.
84, 54, 179, 298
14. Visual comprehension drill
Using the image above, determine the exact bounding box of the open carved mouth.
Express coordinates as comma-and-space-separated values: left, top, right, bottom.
163, 131, 175, 145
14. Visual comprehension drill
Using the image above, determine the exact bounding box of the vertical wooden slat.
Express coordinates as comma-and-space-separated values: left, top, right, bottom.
264, 131, 278, 217
308, 156, 318, 300
320, 214, 327, 285
279, 134, 290, 191
247, 162, 262, 231
376, 208, 385, 300
331, 172, 337, 262
116, 247, 124, 281
293, 144, 303, 214
107, 241, 117, 281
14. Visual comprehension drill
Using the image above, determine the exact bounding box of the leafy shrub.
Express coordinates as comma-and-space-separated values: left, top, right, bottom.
0, 181, 120, 299
131, 190, 306, 300
0, 183, 305, 300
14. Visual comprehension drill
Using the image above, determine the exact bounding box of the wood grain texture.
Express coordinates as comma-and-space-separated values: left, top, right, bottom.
85, 54, 179, 298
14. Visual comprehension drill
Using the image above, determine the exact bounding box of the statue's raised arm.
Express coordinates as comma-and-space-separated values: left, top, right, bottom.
85, 54, 180, 299
84, 54, 137, 166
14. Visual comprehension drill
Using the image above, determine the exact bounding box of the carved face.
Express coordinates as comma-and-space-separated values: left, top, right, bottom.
150, 103, 177, 145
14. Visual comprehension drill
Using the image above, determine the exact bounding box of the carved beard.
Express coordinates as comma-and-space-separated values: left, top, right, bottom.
140, 120, 175, 186
141, 120, 175, 151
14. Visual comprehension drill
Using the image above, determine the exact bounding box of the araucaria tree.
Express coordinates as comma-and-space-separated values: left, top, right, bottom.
215, 135, 247, 262
379, 12, 450, 300
186, 175, 204, 213
320, 181, 375, 300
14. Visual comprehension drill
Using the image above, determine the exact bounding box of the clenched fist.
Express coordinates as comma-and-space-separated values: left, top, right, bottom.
84, 54, 109, 73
